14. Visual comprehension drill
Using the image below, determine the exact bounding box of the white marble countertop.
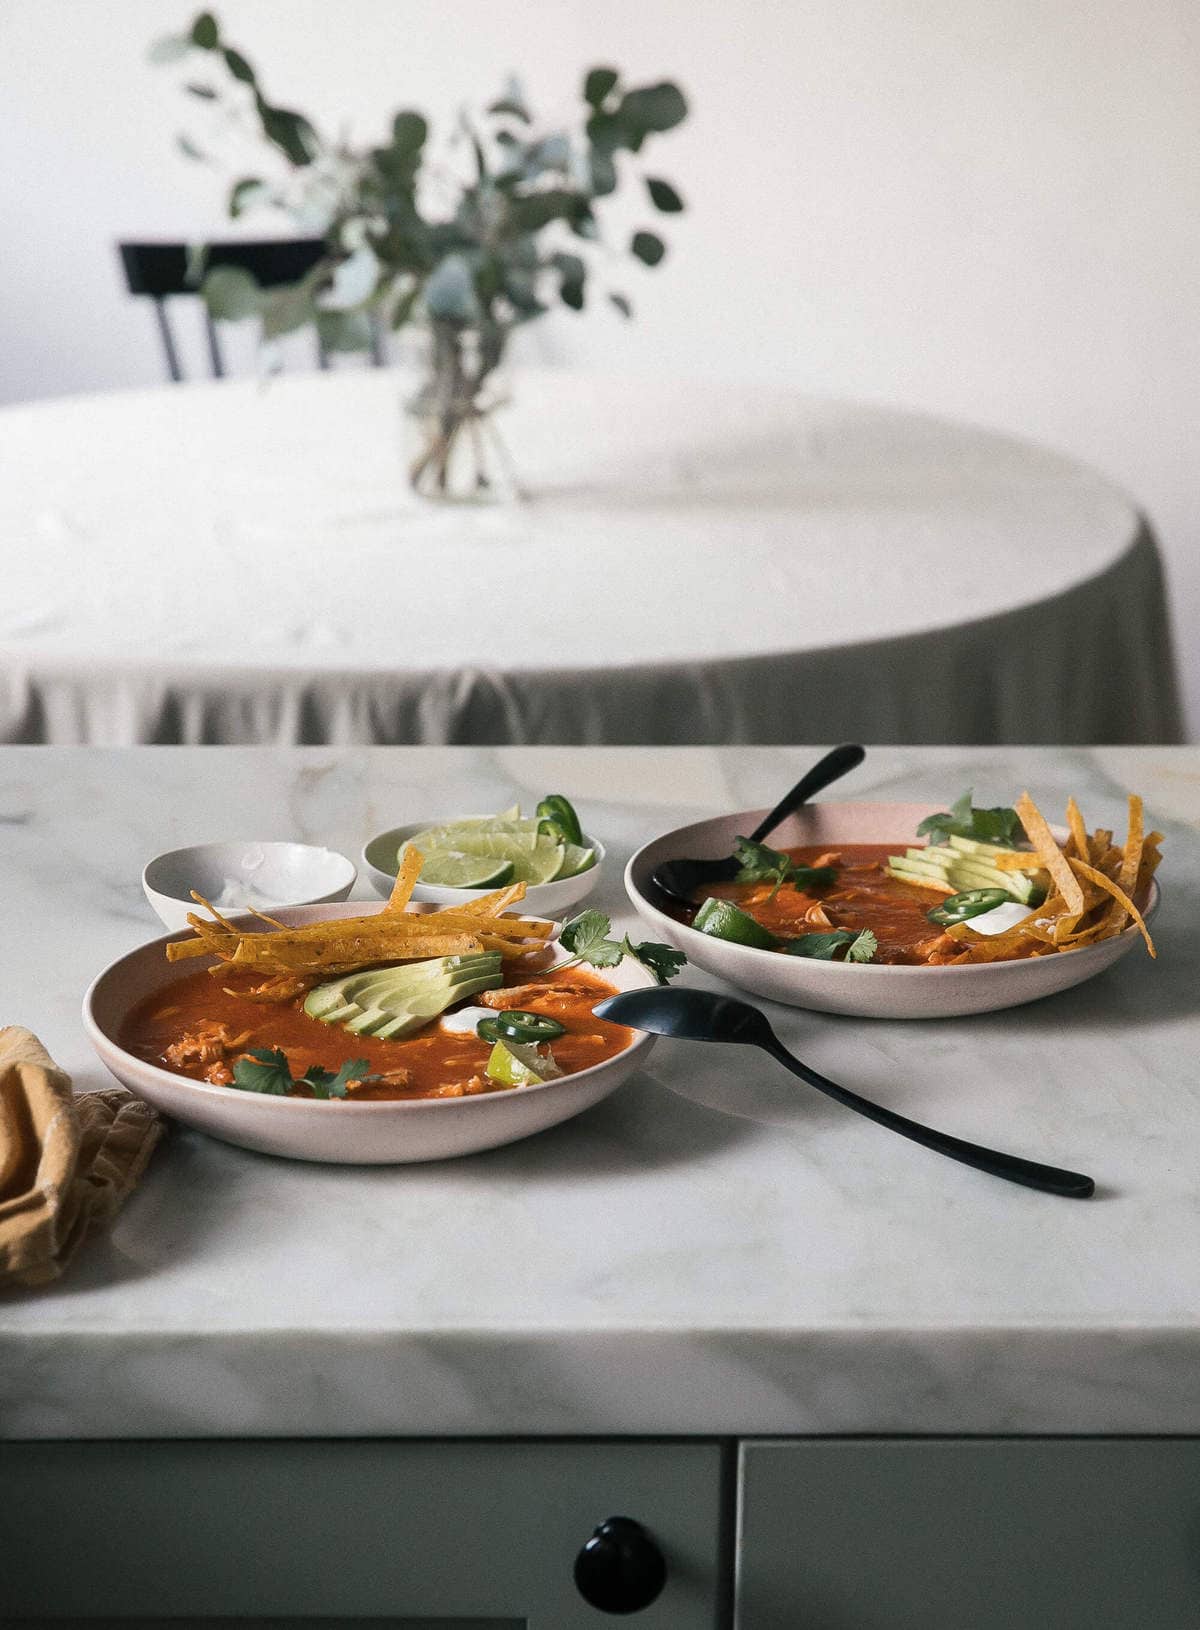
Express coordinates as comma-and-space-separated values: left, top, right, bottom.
2, 746, 1197, 1439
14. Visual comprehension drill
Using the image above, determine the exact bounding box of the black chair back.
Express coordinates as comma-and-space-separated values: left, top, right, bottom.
118, 239, 385, 380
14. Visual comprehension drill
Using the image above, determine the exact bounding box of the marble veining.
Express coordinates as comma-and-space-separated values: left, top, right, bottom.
1, 746, 1198, 1438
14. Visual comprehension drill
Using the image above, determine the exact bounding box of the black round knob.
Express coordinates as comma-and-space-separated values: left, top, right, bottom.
574, 1515, 667, 1615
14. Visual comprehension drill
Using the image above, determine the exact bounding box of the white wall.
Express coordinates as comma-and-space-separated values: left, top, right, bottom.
3, 0, 1198, 731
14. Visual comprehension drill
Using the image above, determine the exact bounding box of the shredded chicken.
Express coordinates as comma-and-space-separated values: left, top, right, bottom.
163, 1021, 252, 1070
479, 978, 598, 1011
913, 932, 958, 962
812, 851, 841, 869
359, 1066, 411, 1091
220, 972, 313, 1004
803, 902, 835, 929
428, 1074, 492, 1098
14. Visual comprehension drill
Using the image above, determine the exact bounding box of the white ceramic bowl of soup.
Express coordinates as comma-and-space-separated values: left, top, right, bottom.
361, 823, 605, 916
143, 842, 357, 931
625, 802, 1159, 1020
84, 902, 655, 1164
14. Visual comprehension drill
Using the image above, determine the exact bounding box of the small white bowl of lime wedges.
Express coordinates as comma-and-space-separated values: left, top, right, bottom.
362, 799, 605, 915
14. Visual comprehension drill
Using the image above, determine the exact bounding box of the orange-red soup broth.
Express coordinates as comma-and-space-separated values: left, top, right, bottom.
122, 963, 632, 1100
696, 843, 959, 965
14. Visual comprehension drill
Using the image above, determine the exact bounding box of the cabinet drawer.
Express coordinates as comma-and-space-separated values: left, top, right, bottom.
0, 1439, 722, 1628
738, 1438, 1200, 1629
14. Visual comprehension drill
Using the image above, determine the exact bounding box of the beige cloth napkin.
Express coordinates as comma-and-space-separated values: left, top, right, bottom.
0, 1026, 164, 1289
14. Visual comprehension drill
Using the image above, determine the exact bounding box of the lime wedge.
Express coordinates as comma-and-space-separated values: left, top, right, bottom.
554, 842, 596, 880
484, 1038, 563, 1089
408, 849, 515, 889
419, 831, 564, 884
410, 819, 541, 854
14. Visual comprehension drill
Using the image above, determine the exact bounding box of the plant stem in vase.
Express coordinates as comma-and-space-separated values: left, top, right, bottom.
407, 321, 518, 502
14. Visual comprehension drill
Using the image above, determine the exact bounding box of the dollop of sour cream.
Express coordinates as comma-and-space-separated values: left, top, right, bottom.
440, 1005, 496, 1034
210, 879, 290, 909
964, 901, 1036, 936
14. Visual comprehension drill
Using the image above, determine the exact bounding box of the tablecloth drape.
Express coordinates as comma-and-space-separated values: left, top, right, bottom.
0, 372, 1182, 745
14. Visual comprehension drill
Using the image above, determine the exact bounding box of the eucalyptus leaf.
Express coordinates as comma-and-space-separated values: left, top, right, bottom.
588, 149, 617, 197
223, 47, 256, 85
391, 109, 428, 153
488, 73, 530, 122
488, 97, 531, 123
176, 133, 207, 161
646, 176, 684, 212
316, 308, 373, 352
257, 99, 318, 166
229, 177, 270, 218
147, 34, 191, 64
586, 110, 627, 158
554, 251, 586, 311
185, 82, 217, 99
584, 66, 620, 108
524, 133, 571, 176
609, 291, 633, 318
201, 265, 261, 321
506, 188, 579, 232
388, 279, 421, 330
190, 11, 219, 49
424, 252, 479, 322
260, 278, 319, 339
620, 81, 688, 135
631, 229, 666, 266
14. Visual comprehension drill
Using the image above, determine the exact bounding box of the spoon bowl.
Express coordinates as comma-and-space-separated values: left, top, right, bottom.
594, 986, 1094, 1199
650, 742, 864, 906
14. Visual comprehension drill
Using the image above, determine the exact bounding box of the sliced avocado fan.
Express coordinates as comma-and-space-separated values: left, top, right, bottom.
887, 841, 1043, 904
304, 953, 503, 1040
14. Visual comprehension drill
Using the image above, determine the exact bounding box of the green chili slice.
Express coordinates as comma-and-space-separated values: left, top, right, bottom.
926, 887, 1012, 927
536, 795, 584, 847
477, 1009, 567, 1045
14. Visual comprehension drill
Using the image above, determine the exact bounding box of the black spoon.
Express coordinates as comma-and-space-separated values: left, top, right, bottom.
650, 743, 866, 907
593, 986, 1095, 1199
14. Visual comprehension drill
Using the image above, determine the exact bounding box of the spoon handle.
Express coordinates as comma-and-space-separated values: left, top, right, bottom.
747, 744, 866, 844
759, 1035, 1094, 1198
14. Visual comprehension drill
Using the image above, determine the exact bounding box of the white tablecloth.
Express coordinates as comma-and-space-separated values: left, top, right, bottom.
0, 370, 1181, 744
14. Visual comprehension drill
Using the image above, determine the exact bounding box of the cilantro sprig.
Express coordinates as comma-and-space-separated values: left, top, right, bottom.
916, 790, 1025, 848
733, 836, 838, 899
231, 1048, 369, 1100
559, 909, 687, 985
783, 928, 877, 963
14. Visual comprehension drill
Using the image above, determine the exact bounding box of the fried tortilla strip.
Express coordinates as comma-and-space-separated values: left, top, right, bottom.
1065, 797, 1090, 860
386, 846, 424, 912
992, 852, 1046, 871
1100, 794, 1145, 934
1015, 792, 1085, 922
225, 931, 481, 966
1066, 857, 1156, 957
1137, 833, 1164, 894
456, 881, 529, 916
1089, 829, 1113, 862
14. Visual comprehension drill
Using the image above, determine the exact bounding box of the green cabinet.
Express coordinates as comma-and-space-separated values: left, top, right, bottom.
0, 1440, 722, 1628
8, 1435, 1200, 1626
737, 1438, 1200, 1628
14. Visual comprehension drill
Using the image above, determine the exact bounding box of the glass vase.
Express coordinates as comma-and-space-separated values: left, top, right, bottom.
405, 320, 518, 502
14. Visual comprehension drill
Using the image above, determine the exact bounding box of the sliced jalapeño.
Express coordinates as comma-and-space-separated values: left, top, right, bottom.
926, 887, 1012, 927
476, 1009, 567, 1046
536, 794, 584, 847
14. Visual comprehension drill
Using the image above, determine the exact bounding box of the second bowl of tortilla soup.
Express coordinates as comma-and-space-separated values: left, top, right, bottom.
626, 799, 1160, 1019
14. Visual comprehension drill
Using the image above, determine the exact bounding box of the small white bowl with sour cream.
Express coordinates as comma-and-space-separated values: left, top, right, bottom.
142, 841, 357, 931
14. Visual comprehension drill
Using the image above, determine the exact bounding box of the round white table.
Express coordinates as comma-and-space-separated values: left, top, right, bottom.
0, 370, 1181, 745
